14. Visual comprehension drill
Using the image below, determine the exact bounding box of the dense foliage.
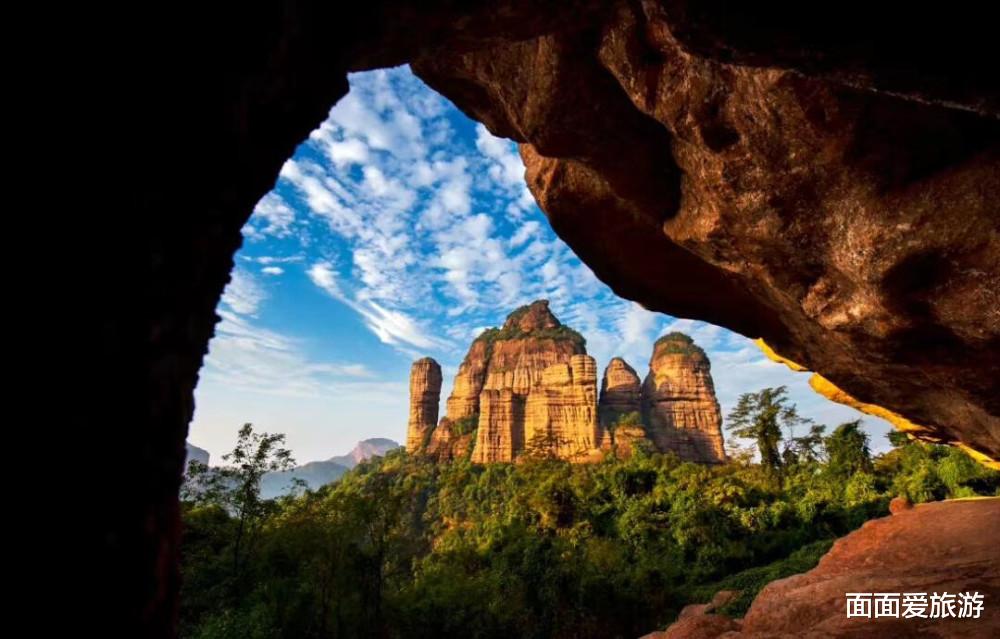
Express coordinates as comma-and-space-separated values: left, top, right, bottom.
180, 399, 998, 639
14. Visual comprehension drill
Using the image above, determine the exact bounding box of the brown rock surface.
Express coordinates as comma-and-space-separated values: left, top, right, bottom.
412, 1, 1000, 462
600, 357, 643, 423
471, 389, 525, 463
524, 355, 601, 460
425, 418, 476, 462
889, 495, 913, 515
405, 358, 442, 453
657, 498, 1000, 638
650, 614, 741, 639
641, 334, 726, 464
599, 358, 650, 454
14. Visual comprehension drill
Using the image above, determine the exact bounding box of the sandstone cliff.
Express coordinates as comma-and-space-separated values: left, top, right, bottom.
598, 358, 647, 454
407, 302, 726, 464
458, 300, 590, 462
641, 333, 726, 464
523, 355, 601, 460
406, 357, 442, 453
425, 418, 476, 461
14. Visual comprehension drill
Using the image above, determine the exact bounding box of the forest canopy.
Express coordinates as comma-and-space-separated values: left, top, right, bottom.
180, 390, 999, 639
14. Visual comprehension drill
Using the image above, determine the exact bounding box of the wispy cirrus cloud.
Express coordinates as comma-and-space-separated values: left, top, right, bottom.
203, 268, 376, 398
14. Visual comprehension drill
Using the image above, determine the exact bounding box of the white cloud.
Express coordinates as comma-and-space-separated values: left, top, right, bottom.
205, 271, 377, 400
509, 220, 540, 248
307, 261, 448, 351
326, 137, 370, 167
221, 268, 266, 316
244, 193, 296, 239
261, 266, 284, 276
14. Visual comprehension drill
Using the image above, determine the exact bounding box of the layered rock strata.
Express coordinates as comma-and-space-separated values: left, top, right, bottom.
471, 389, 525, 463
523, 355, 600, 460
641, 334, 726, 464
598, 357, 647, 454
405, 358, 442, 453
407, 302, 726, 464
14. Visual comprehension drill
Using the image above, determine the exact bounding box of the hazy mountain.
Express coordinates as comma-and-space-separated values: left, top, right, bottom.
260, 437, 401, 499
185, 442, 210, 472
328, 438, 401, 469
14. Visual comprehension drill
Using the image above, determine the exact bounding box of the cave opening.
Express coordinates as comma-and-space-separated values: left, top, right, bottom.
91, 4, 999, 636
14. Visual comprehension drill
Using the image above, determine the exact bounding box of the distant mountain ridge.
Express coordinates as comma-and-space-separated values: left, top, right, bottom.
260, 437, 400, 498
328, 437, 400, 469
185, 443, 210, 471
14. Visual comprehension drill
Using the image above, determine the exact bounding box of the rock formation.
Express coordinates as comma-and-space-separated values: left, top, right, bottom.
425, 418, 476, 462
649, 498, 1000, 638
599, 357, 642, 421
424, 300, 593, 462
472, 389, 526, 462
405, 358, 442, 453
642, 334, 726, 464
598, 358, 647, 454
523, 355, 600, 460
407, 302, 726, 463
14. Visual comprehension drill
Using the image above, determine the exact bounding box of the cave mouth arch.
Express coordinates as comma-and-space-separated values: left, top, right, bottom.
92, 3, 998, 636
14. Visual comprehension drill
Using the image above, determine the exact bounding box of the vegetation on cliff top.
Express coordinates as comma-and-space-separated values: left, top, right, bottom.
467, 300, 587, 351
179, 390, 998, 639
653, 331, 707, 357
473, 324, 586, 350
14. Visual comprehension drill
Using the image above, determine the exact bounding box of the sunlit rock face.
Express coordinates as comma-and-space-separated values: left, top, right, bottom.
524, 355, 601, 460
412, 1, 1000, 463
641, 334, 726, 464
472, 389, 526, 463
452, 300, 591, 462
598, 358, 647, 455
406, 358, 442, 453
409, 301, 726, 463
426, 418, 477, 461
412, 300, 604, 462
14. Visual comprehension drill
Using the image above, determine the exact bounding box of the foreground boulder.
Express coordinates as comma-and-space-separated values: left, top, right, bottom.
650, 498, 1000, 638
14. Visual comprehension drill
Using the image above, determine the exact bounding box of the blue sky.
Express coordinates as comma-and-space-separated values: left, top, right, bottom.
190, 66, 892, 464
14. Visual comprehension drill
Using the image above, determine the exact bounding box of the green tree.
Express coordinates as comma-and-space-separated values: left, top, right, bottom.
726, 387, 808, 472
824, 420, 872, 478
183, 423, 297, 580
783, 423, 827, 466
